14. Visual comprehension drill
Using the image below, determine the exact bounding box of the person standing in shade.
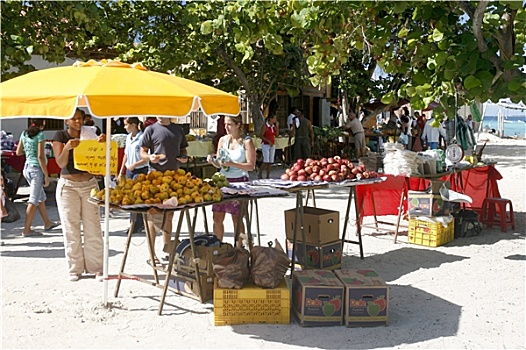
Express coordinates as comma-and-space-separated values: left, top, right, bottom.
207, 115, 256, 243
345, 110, 366, 159
285, 107, 299, 165
287, 107, 299, 130
16, 119, 60, 237
52, 109, 106, 282
289, 108, 314, 162
118, 117, 149, 233
258, 114, 278, 179
140, 117, 188, 265
467, 114, 474, 130
411, 111, 425, 152
212, 115, 227, 153
422, 117, 447, 150
83, 114, 101, 136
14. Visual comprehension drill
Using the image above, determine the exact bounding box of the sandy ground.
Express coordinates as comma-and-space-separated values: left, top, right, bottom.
1, 133, 525, 349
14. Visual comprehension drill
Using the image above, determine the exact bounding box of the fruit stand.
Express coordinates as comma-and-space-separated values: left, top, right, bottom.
103, 183, 287, 314
354, 164, 503, 242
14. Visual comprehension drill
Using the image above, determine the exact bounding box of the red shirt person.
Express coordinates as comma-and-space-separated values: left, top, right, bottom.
258, 115, 278, 179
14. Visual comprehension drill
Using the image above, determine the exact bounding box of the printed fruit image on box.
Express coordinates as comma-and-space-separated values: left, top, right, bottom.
286, 239, 342, 270
292, 270, 344, 327
408, 191, 451, 217
335, 269, 389, 327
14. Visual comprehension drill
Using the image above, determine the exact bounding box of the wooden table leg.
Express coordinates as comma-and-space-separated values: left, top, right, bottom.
253, 199, 261, 246
290, 191, 307, 274
341, 186, 364, 259
145, 211, 160, 284
393, 189, 405, 243
341, 186, 353, 246
159, 209, 201, 314
244, 200, 253, 250
114, 213, 137, 297
202, 206, 209, 235
371, 193, 379, 231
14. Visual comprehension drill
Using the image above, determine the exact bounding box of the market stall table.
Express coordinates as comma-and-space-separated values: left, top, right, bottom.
335, 177, 387, 259
107, 187, 289, 315
253, 136, 293, 150
253, 137, 295, 166
250, 179, 331, 271
355, 164, 502, 242
186, 140, 214, 157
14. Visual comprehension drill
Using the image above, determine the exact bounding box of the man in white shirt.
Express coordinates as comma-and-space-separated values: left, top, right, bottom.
422, 118, 447, 150
287, 107, 300, 130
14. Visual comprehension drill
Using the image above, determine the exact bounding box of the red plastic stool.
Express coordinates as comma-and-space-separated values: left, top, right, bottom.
481, 198, 515, 232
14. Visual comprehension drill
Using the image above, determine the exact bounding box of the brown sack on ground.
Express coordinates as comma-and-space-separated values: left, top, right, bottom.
250, 239, 290, 288
213, 247, 250, 289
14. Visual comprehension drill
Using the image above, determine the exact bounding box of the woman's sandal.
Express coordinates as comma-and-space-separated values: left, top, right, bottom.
21, 231, 44, 237
146, 257, 161, 267
44, 221, 61, 232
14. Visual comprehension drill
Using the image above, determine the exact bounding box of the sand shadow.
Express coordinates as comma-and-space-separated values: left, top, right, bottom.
0, 244, 121, 259
504, 254, 526, 261
445, 223, 525, 247
231, 284, 460, 349
342, 247, 468, 283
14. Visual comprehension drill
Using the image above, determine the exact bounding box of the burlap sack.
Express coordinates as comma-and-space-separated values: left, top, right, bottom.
213, 247, 250, 289
250, 239, 290, 288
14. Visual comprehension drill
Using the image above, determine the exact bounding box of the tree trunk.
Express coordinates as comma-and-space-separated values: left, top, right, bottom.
248, 94, 264, 136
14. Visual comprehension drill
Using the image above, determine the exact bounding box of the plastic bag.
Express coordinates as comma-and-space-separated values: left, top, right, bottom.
250, 239, 290, 288
398, 133, 409, 145
213, 247, 250, 289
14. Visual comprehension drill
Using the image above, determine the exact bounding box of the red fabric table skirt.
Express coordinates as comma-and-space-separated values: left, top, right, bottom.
356, 165, 502, 221
3, 153, 61, 175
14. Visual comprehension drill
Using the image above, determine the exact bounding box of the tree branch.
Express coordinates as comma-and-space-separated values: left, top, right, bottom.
216, 47, 251, 92
472, 0, 490, 53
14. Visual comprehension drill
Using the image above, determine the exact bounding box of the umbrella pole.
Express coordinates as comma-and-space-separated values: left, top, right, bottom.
103, 118, 112, 306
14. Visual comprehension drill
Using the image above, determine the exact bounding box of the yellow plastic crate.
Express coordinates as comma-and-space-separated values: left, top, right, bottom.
408, 219, 454, 247
213, 279, 290, 326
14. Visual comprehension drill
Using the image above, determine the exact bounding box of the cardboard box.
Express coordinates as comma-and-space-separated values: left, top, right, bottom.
174, 243, 233, 276
408, 191, 451, 217
284, 207, 340, 246
335, 269, 389, 327
214, 279, 290, 326
292, 270, 345, 326
286, 239, 342, 270
168, 271, 215, 302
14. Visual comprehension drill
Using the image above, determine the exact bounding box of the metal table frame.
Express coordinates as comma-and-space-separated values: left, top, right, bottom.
112, 193, 278, 315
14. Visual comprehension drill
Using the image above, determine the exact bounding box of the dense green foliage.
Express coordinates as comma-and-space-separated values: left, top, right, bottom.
1, 1, 524, 127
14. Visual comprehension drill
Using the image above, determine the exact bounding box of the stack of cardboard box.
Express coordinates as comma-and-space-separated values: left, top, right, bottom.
284, 207, 342, 270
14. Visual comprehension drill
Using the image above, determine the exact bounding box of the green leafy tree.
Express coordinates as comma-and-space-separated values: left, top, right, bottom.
286, 1, 525, 118
0, 1, 128, 79
3, 0, 524, 125
92, 0, 311, 133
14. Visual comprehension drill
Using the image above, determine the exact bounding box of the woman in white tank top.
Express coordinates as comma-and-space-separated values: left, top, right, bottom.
207, 115, 256, 243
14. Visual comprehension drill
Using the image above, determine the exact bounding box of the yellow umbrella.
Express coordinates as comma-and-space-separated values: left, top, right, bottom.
0, 59, 240, 306
1, 59, 240, 119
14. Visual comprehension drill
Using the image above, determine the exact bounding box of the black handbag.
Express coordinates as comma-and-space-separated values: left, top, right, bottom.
453, 209, 482, 238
